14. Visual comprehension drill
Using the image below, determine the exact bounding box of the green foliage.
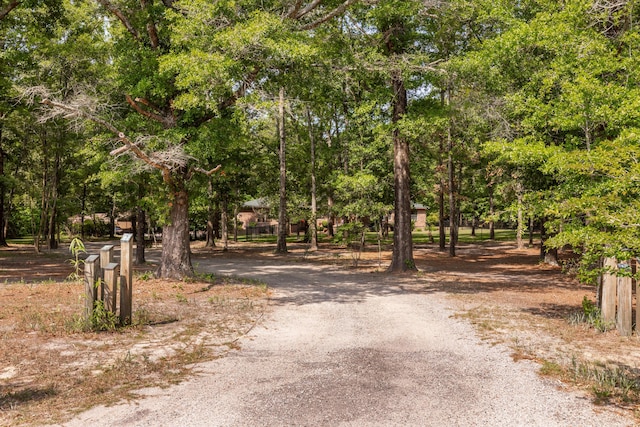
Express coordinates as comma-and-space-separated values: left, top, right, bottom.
335, 222, 368, 267
567, 296, 613, 333
137, 271, 154, 281
68, 300, 119, 332
5, 0, 640, 291
67, 237, 86, 281
88, 300, 119, 332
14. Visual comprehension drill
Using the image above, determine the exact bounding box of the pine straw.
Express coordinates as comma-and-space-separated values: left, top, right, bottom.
0, 276, 270, 426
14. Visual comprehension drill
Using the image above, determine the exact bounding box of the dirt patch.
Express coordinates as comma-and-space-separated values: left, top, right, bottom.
0, 247, 270, 426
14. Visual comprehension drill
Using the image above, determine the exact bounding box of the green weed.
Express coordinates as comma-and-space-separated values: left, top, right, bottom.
66, 237, 86, 281
567, 297, 614, 332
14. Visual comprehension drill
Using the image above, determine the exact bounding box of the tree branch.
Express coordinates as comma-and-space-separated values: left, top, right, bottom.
294, 0, 322, 19
300, 0, 359, 30
126, 94, 176, 128
193, 164, 222, 176
0, 0, 20, 21
219, 68, 259, 111
286, 0, 304, 18
140, 0, 160, 49
40, 98, 174, 183
191, 68, 260, 127
95, 0, 142, 42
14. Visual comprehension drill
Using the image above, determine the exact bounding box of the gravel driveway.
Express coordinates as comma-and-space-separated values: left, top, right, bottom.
64, 257, 633, 426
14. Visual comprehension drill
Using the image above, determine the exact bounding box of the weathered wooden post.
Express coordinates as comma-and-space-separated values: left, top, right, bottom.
103, 263, 119, 314
99, 245, 114, 300
84, 255, 100, 320
617, 260, 632, 336
601, 257, 617, 324
119, 233, 133, 325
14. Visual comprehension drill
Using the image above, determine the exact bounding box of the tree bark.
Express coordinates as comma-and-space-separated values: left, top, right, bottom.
327, 195, 335, 237
233, 195, 239, 243
221, 196, 228, 252
48, 147, 60, 250
155, 178, 193, 279
471, 215, 476, 237
443, 87, 458, 257
109, 195, 116, 238
276, 87, 288, 254
35, 131, 49, 254
80, 183, 87, 239
307, 107, 318, 251
448, 116, 457, 257
488, 185, 495, 240
388, 71, 415, 272
0, 127, 7, 247
438, 93, 446, 252
539, 219, 558, 266
205, 178, 216, 247
516, 181, 524, 250
528, 216, 534, 246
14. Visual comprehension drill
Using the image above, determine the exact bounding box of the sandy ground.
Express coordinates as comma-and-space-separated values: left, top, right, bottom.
61, 255, 635, 427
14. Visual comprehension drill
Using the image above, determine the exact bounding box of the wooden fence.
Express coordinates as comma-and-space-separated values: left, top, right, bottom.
600, 257, 638, 336
84, 233, 134, 325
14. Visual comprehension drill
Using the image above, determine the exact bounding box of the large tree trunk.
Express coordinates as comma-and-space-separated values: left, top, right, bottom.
80, 183, 87, 239
438, 93, 446, 252
528, 216, 534, 246
307, 107, 318, 251
448, 119, 457, 258
276, 87, 288, 254
539, 219, 558, 266
35, 132, 49, 254
445, 89, 459, 257
47, 148, 60, 250
156, 183, 193, 279
388, 72, 415, 272
438, 183, 446, 250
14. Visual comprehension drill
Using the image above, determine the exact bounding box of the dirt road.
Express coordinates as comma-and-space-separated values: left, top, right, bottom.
64, 257, 633, 426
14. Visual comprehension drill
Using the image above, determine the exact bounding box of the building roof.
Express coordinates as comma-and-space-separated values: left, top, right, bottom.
243, 198, 270, 209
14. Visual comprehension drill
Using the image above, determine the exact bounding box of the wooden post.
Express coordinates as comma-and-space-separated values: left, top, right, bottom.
103, 262, 119, 314
601, 257, 617, 324
119, 233, 133, 325
617, 260, 632, 336
99, 245, 114, 300
84, 255, 100, 320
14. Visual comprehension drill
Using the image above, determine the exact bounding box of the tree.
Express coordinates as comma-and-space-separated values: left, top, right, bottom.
454, 0, 640, 278
0, 0, 65, 246
276, 87, 288, 254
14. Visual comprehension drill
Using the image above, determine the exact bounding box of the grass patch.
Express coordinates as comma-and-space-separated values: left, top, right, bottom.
535, 356, 640, 407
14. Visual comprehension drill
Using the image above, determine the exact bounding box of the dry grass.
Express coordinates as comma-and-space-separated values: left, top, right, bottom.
0, 272, 270, 426
2, 240, 640, 423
